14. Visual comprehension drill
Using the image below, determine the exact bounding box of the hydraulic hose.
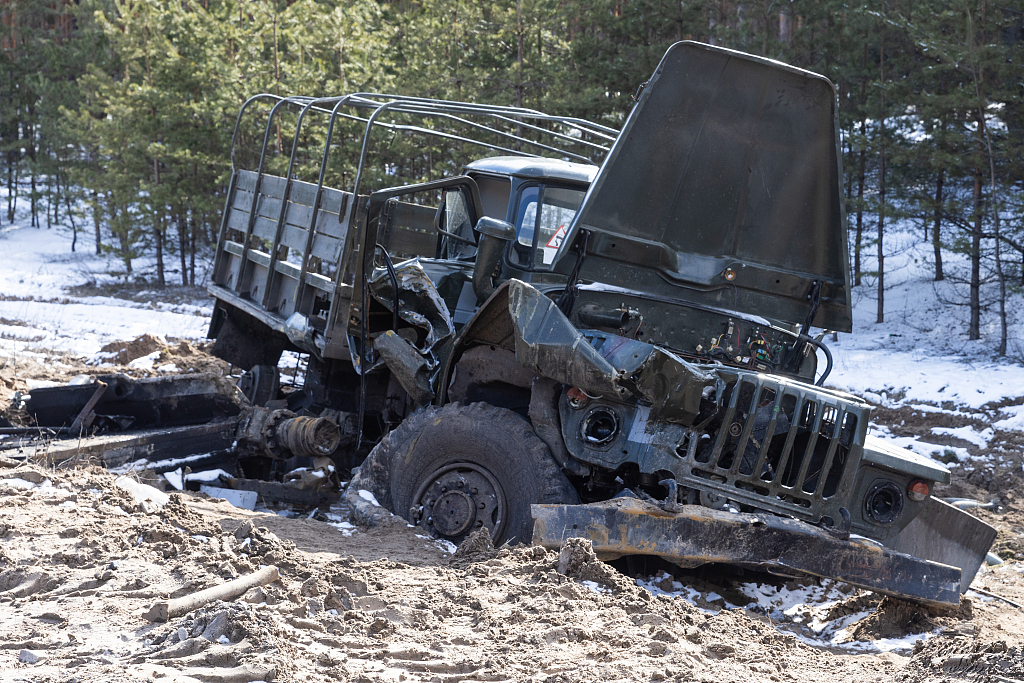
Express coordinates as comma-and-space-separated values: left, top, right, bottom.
800, 335, 833, 387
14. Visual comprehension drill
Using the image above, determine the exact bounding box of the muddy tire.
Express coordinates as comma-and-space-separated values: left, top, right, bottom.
237, 364, 279, 406
348, 403, 578, 545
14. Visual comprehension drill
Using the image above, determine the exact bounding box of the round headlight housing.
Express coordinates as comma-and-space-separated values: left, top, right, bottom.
580, 408, 619, 446
864, 481, 904, 525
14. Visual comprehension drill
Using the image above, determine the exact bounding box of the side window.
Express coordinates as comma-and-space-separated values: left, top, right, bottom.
509, 184, 585, 270
441, 188, 476, 260
510, 185, 540, 268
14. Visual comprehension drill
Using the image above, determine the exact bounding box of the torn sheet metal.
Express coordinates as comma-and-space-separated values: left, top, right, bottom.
532, 496, 962, 609
507, 280, 718, 425
373, 330, 435, 405
888, 497, 997, 593
369, 258, 455, 355
354, 259, 456, 387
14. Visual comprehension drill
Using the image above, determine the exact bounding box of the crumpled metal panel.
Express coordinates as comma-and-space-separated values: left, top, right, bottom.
532, 497, 962, 609
373, 330, 435, 405
355, 258, 455, 383
369, 259, 455, 355
507, 280, 716, 425
888, 497, 996, 593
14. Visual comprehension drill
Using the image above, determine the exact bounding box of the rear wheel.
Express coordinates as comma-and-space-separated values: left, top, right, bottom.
353, 402, 578, 545
238, 364, 279, 406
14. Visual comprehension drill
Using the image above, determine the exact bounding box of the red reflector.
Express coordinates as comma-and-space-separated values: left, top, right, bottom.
566, 387, 589, 409
908, 480, 930, 502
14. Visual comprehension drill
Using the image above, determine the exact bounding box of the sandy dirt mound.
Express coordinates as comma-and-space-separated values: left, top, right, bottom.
0, 465, 1020, 683
99, 334, 169, 365
94, 334, 230, 375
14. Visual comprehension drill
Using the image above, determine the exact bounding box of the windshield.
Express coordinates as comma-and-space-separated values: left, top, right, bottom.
510, 184, 587, 269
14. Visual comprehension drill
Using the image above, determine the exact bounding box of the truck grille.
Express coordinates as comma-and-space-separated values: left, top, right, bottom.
676, 374, 869, 524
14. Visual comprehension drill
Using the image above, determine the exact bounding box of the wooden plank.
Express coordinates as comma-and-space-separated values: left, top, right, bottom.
273, 259, 301, 280
234, 169, 258, 193
255, 196, 283, 221
283, 202, 314, 230
232, 188, 256, 213
288, 179, 320, 207
251, 215, 278, 242
247, 250, 272, 268
314, 211, 341, 235
320, 189, 350, 216
305, 272, 335, 293
280, 224, 307, 252
259, 174, 287, 200
226, 210, 250, 234
311, 233, 342, 262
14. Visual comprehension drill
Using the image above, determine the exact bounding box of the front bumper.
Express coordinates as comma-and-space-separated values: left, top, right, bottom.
531, 497, 961, 609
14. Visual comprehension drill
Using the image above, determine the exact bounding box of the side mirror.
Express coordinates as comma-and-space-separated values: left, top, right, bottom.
472, 217, 515, 304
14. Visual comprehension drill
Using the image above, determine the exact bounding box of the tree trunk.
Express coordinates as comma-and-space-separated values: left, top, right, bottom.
10, 152, 18, 223
52, 168, 60, 224
968, 171, 982, 340
515, 0, 524, 143
155, 221, 166, 287
189, 213, 197, 286
28, 121, 37, 228
855, 146, 866, 286
779, 10, 792, 44
30, 167, 37, 227
932, 168, 944, 281
876, 28, 885, 325
6, 152, 14, 223
976, 102, 1007, 355
92, 189, 103, 255
63, 173, 78, 253
177, 210, 188, 286
876, 145, 885, 325
45, 172, 51, 229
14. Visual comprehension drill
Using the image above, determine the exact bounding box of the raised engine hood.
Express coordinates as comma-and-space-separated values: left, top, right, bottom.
568, 41, 853, 332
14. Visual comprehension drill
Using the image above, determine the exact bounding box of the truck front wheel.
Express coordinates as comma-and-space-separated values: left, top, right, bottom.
350, 402, 579, 546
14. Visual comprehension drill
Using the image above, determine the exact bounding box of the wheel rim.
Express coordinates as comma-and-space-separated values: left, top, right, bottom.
411, 462, 506, 542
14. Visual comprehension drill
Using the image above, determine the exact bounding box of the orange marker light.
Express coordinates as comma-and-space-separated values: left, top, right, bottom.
908, 480, 930, 502
566, 387, 589, 409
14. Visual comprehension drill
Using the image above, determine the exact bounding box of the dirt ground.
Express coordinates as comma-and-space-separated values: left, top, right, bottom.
0, 463, 1022, 683
1, 341, 1024, 682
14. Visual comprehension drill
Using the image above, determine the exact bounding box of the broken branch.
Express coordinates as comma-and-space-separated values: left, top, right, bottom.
144, 565, 280, 622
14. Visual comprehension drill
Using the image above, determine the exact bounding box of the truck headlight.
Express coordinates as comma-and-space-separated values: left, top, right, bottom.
581, 408, 619, 446
865, 481, 903, 525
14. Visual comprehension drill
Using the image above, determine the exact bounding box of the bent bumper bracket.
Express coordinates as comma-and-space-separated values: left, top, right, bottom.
532, 497, 961, 609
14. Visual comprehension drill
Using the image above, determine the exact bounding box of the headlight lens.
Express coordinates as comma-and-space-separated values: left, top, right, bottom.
865, 481, 904, 525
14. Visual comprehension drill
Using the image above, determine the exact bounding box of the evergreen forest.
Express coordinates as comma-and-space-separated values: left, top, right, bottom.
2, 0, 1023, 353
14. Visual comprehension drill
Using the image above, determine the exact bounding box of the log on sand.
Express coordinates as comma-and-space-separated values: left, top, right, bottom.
144, 566, 280, 622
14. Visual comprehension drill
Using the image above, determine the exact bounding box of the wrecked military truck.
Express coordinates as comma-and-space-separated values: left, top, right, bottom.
206, 41, 995, 608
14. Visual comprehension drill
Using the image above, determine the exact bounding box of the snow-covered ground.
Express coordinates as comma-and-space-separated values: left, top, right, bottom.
0, 222, 211, 360
826, 228, 1024, 407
